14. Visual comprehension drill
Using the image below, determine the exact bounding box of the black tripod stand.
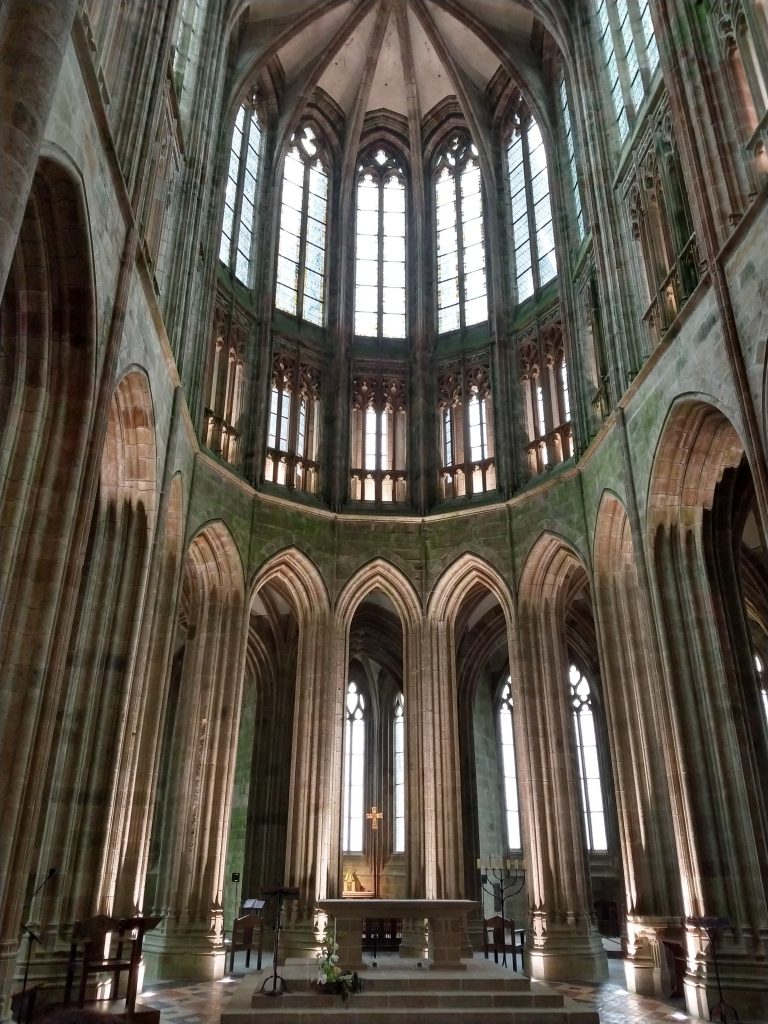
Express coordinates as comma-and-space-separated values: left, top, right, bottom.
14, 868, 56, 1023
260, 886, 299, 997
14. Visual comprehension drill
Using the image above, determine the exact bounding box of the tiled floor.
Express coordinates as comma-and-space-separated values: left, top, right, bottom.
137, 955, 697, 1023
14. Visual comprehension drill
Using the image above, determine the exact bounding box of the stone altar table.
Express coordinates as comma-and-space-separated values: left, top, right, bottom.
318, 898, 478, 971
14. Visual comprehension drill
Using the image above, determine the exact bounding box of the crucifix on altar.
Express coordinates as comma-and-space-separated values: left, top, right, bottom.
366, 805, 383, 898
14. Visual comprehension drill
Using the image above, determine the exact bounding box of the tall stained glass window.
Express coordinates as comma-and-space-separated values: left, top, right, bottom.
394, 694, 405, 853
355, 148, 407, 338
435, 134, 488, 333
559, 74, 586, 241
507, 117, 557, 303
343, 681, 366, 853
569, 664, 608, 851
498, 679, 521, 850
275, 126, 328, 325
219, 103, 263, 285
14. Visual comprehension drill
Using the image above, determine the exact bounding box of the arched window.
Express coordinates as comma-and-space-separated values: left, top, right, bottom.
264, 353, 320, 493
350, 374, 407, 504
438, 361, 496, 498
393, 694, 405, 854
343, 681, 366, 853
569, 664, 608, 852
219, 101, 263, 285
434, 134, 488, 333
506, 116, 557, 303
275, 125, 329, 326
595, 0, 661, 144
355, 148, 407, 339
498, 679, 521, 850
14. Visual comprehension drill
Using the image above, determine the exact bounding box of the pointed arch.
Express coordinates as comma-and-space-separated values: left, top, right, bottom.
250, 546, 330, 620
335, 557, 422, 633
517, 530, 589, 609
428, 552, 514, 625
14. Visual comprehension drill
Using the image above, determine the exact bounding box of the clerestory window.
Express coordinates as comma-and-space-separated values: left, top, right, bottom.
355, 148, 407, 339
506, 116, 557, 303
595, 0, 661, 144
498, 679, 522, 851
559, 73, 586, 242
219, 101, 263, 285
756, 653, 768, 731
569, 664, 608, 852
275, 126, 329, 326
435, 134, 488, 333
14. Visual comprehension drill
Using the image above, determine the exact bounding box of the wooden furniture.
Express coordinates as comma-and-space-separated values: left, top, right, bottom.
318, 898, 478, 971
483, 915, 524, 971
227, 911, 264, 972
64, 914, 161, 1014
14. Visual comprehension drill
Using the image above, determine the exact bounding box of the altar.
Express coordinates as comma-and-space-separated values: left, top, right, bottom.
318, 898, 478, 971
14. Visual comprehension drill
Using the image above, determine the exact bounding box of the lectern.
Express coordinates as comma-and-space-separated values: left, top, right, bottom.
259, 886, 299, 996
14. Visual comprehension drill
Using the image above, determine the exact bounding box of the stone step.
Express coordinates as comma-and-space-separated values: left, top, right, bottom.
274, 989, 565, 1009
229, 1007, 598, 1024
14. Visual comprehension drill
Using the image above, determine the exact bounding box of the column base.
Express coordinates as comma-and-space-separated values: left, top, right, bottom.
142, 925, 225, 982
682, 927, 768, 1024
398, 919, 427, 959
526, 912, 608, 983
624, 916, 677, 998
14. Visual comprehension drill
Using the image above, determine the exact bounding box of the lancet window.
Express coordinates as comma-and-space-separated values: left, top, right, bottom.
506, 112, 557, 302
569, 664, 608, 852
438, 360, 496, 499
343, 681, 366, 853
434, 134, 488, 333
350, 374, 407, 505
219, 99, 263, 285
595, 0, 661, 144
519, 322, 573, 476
275, 126, 329, 326
498, 679, 522, 851
393, 694, 405, 854
756, 653, 768, 731
559, 73, 586, 242
264, 351, 320, 493
355, 147, 407, 339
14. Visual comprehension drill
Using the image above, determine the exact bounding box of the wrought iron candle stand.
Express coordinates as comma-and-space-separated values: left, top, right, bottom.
686, 916, 739, 1023
477, 857, 526, 969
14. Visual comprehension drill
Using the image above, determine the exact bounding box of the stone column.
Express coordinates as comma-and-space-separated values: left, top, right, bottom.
514, 596, 607, 983
0, 0, 79, 300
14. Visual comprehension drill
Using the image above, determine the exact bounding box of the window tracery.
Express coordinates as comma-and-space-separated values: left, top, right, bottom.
264, 351, 320, 493
219, 97, 263, 285
434, 134, 488, 333
275, 125, 329, 326
622, 104, 700, 347
203, 290, 248, 466
350, 373, 407, 504
438, 359, 496, 499
355, 147, 407, 339
519, 321, 573, 476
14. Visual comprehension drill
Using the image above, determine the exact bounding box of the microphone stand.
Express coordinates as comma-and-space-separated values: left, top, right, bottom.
18, 869, 56, 1023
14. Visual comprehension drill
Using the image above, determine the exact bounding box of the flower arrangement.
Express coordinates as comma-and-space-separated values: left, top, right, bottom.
314, 933, 363, 1001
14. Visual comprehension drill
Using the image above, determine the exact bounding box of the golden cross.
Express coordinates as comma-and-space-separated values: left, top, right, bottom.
366, 805, 383, 831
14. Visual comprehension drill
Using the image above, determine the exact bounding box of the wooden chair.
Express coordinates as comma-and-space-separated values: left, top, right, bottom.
483, 915, 524, 971
64, 915, 133, 1009
227, 911, 264, 972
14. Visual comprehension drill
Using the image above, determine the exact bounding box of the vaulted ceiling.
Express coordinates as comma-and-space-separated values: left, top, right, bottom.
230, 0, 564, 141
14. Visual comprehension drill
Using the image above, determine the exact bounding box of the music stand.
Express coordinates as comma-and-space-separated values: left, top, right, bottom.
259, 886, 299, 996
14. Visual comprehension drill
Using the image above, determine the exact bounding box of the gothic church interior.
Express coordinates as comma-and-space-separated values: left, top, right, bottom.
1, 0, 768, 1021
